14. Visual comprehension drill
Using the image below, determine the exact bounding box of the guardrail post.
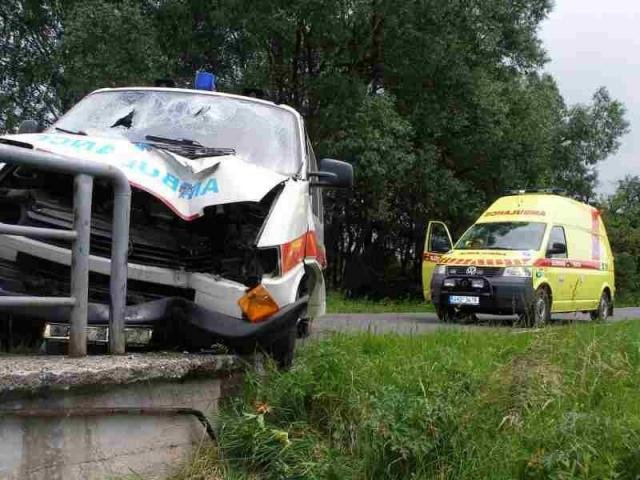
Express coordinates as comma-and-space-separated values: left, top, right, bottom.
69, 174, 93, 357
0, 144, 132, 355
109, 188, 131, 355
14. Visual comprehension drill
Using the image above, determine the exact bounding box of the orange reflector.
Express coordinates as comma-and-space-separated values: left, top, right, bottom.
281, 235, 305, 274
238, 284, 279, 323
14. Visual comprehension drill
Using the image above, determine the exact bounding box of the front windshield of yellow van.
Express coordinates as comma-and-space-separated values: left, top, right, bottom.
456, 222, 546, 251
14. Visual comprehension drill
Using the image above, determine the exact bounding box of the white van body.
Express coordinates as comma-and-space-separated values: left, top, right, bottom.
0, 87, 346, 362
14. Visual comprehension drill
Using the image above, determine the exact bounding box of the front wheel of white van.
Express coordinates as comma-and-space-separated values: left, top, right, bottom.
519, 287, 551, 327
268, 325, 297, 370
590, 292, 610, 322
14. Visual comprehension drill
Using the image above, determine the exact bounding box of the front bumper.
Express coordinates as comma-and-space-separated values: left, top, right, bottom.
431, 273, 534, 315
0, 238, 308, 351
0, 287, 308, 352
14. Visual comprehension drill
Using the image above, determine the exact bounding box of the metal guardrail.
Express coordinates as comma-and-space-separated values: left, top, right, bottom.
0, 143, 131, 356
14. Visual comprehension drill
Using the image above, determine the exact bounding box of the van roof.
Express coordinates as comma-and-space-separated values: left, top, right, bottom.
479, 193, 600, 232
90, 87, 302, 119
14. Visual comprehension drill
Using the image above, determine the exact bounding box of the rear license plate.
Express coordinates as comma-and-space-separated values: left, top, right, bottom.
449, 295, 479, 305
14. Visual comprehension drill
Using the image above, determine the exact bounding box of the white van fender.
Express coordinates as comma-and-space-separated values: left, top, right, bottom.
304, 259, 326, 318
258, 180, 309, 247
263, 263, 306, 307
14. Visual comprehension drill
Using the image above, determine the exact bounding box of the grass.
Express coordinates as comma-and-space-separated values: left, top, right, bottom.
171, 321, 640, 479
326, 291, 434, 314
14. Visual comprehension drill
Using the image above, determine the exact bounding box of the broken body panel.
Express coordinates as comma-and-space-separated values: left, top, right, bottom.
0, 88, 330, 355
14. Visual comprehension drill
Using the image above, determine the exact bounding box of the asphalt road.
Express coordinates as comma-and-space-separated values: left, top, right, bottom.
315, 307, 640, 335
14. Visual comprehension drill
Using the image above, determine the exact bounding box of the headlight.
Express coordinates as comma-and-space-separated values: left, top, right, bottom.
503, 266, 532, 277
435, 265, 447, 275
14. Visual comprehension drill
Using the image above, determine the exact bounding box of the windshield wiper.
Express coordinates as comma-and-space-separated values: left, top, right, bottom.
54, 127, 87, 136
144, 135, 235, 159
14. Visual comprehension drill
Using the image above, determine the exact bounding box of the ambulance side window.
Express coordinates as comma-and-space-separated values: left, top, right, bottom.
430, 223, 452, 253
546, 226, 568, 259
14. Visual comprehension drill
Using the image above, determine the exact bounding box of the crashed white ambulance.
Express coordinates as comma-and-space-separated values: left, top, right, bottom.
0, 85, 352, 365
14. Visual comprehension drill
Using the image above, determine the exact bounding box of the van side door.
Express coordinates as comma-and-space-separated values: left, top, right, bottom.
422, 221, 453, 301
544, 225, 577, 312
306, 135, 326, 266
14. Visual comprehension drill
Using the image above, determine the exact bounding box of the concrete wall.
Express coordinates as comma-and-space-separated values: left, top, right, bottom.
0, 354, 245, 480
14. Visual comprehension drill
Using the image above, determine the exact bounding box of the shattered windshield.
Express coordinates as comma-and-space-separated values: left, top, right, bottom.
456, 222, 546, 251
51, 89, 301, 175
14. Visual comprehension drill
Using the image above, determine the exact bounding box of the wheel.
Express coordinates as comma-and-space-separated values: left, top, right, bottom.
590, 291, 610, 322
519, 287, 551, 327
458, 312, 479, 324
297, 318, 311, 338
436, 306, 455, 322
295, 276, 310, 339
267, 325, 297, 369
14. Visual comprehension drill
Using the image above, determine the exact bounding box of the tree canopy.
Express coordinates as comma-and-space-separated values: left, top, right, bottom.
0, 0, 630, 296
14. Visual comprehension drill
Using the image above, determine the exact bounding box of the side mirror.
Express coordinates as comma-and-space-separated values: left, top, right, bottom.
309, 158, 353, 188
17, 119, 41, 134
547, 242, 567, 256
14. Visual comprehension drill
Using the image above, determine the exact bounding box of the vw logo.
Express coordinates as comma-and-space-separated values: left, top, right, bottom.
466, 266, 477, 275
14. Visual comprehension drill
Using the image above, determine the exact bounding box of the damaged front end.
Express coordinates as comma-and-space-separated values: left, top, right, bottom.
0, 88, 321, 361
0, 143, 307, 356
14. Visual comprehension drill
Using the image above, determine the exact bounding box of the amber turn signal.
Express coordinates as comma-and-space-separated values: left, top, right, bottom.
238, 284, 279, 323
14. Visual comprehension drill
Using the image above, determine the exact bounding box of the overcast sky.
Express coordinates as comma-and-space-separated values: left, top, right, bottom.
540, 0, 640, 194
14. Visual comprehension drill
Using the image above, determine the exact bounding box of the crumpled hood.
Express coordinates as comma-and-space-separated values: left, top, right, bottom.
439, 249, 536, 267
0, 133, 288, 220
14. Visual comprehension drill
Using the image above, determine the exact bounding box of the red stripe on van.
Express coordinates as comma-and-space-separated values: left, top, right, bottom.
422, 253, 442, 262
533, 258, 600, 270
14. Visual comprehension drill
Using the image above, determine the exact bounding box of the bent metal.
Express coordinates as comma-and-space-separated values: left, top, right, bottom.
37, 134, 220, 199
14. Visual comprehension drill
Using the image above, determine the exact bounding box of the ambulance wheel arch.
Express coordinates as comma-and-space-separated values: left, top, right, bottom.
590, 287, 613, 322
599, 285, 614, 314
536, 282, 553, 307
303, 259, 326, 319
532, 268, 554, 313
532, 272, 553, 298
520, 282, 553, 326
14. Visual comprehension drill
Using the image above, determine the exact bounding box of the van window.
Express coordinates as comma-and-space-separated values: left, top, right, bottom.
429, 223, 452, 253
456, 222, 546, 251
546, 226, 568, 259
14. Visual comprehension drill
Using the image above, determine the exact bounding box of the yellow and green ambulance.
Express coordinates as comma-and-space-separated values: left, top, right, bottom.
423, 190, 615, 326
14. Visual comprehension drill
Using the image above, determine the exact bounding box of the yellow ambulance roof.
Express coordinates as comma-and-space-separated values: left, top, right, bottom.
478, 194, 599, 232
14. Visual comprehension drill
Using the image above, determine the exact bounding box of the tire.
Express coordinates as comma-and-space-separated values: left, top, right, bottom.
519, 287, 551, 327
267, 325, 297, 370
436, 306, 455, 323
295, 277, 310, 339
590, 291, 610, 322
297, 318, 311, 338
458, 312, 479, 324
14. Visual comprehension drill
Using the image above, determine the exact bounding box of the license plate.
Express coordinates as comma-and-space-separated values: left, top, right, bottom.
44, 323, 153, 345
449, 295, 479, 305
